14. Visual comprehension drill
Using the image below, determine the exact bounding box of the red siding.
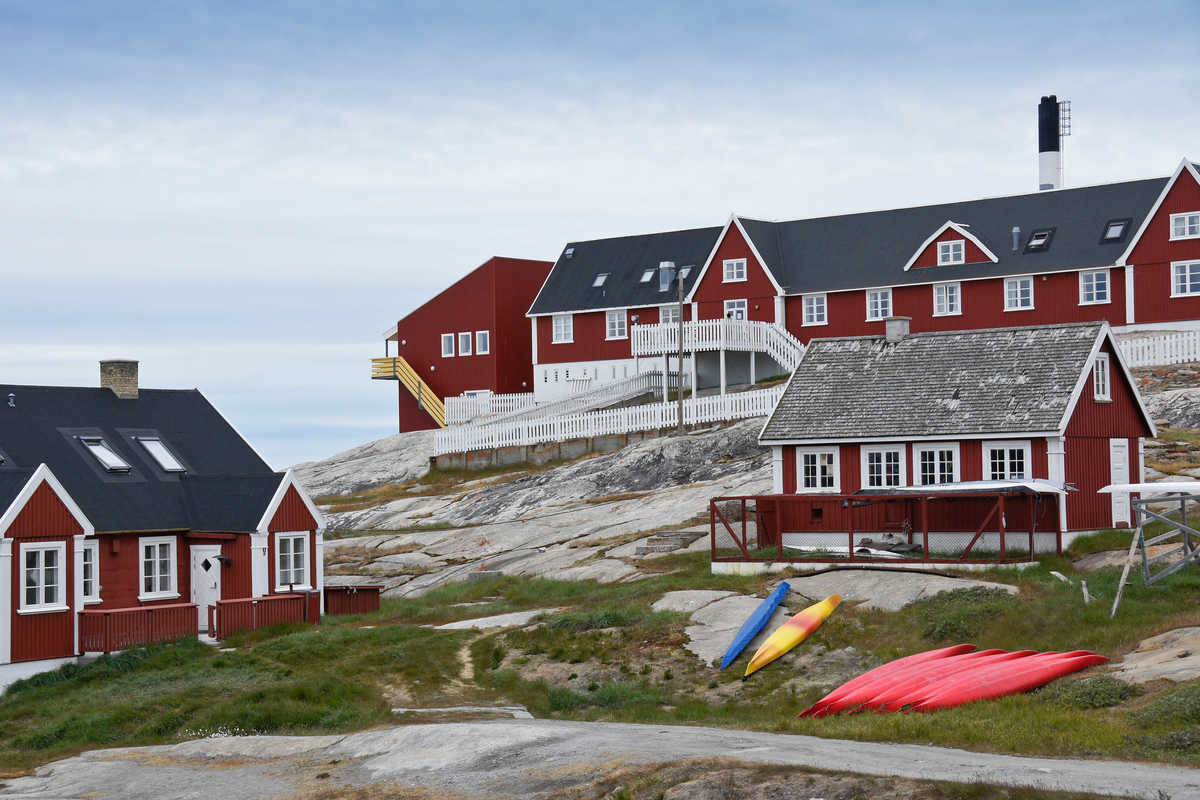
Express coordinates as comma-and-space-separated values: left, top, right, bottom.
1065, 342, 1152, 439
493, 258, 554, 394
690, 225, 777, 322
93, 533, 190, 610
1128, 170, 1200, 324
1064, 437, 1133, 530
6, 482, 83, 539
535, 303, 692, 365
10, 535, 76, 662
910, 230, 993, 269
268, 486, 318, 533
782, 446, 796, 493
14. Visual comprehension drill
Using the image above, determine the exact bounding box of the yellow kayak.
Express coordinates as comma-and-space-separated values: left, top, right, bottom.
743, 594, 842, 679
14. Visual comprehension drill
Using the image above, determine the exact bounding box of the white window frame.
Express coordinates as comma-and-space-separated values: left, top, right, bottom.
82, 539, 101, 604
914, 443, 960, 485
640, 269, 656, 284
18, 542, 68, 614
1170, 211, 1200, 241
1171, 261, 1200, 297
440, 333, 455, 357
860, 445, 906, 489
722, 258, 747, 283
138, 535, 179, 601
80, 436, 131, 472
866, 288, 892, 321
592, 272, 609, 287
552, 314, 573, 343
658, 304, 680, 326
1103, 220, 1127, 241
137, 437, 185, 472
802, 293, 827, 326
475, 330, 490, 355
937, 239, 965, 266
457, 331, 472, 356
724, 299, 747, 320
932, 282, 961, 317
796, 447, 840, 493
982, 440, 1033, 481
274, 531, 311, 591
1078, 269, 1110, 305
1004, 277, 1034, 311
1093, 353, 1111, 402
605, 310, 628, 340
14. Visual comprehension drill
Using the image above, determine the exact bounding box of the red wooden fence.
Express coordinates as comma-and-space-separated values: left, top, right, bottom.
323, 585, 383, 616
211, 592, 321, 640
78, 603, 199, 654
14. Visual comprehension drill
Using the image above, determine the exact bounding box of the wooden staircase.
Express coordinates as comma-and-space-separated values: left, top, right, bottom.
370, 356, 446, 427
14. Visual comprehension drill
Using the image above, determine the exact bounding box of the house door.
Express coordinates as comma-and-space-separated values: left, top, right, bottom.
189, 545, 223, 632
1109, 439, 1131, 528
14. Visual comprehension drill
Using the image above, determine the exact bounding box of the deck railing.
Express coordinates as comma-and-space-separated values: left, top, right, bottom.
632, 319, 806, 371
210, 593, 320, 640
324, 585, 384, 615
1118, 330, 1200, 367
78, 603, 199, 654
445, 391, 538, 424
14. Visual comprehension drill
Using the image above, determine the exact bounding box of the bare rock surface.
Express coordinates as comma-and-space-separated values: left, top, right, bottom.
786, 569, 1019, 611
1111, 626, 1200, 684
652, 590, 736, 613
433, 608, 557, 630
292, 428, 435, 497
684, 595, 794, 665
1144, 386, 1200, 429
1073, 543, 1183, 572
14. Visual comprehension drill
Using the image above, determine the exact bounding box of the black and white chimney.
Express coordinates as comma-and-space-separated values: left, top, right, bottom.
1038, 95, 1063, 191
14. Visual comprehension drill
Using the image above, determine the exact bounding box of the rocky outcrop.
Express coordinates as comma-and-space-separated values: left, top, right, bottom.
1144, 387, 1200, 430
291, 429, 434, 497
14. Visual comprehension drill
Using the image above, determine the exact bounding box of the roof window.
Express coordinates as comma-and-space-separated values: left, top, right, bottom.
80, 437, 131, 473
679, 267, 691, 279
592, 273, 609, 288
640, 269, 655, 283
138, 437, 185, 472
1024, 228, 1054, 253
564, 247, 574, 259
1101, 218, 1131, 243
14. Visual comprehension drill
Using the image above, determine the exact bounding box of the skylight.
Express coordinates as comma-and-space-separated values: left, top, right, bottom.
1102, 218, 1131, 243
1024, 228, 1054, 252
80, 437, 131, 472
640, 269, 655, 283
138, 437, 185, 472
679, 267, 691, 279
592, 273, 609, 287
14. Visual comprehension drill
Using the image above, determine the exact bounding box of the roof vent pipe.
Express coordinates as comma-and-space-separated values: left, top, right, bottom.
884, 316, 911, 344
1012, 226, 1021, 251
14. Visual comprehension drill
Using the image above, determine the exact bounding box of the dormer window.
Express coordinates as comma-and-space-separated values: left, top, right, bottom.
80, 437, 131, 472
592, 273, 609, 288
1024, 228, 1054, 252
137, 437, 185, 472
937, 240, 965, 265
1101, 218, 1131, 243
640, 269, 655, 283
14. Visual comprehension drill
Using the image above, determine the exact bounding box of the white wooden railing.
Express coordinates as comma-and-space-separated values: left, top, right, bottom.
434, 385, 784, 455
489, 370, 685, 425
1119, 330, 1200, 368
631, 319, 805, 371
445, 391, 538, 425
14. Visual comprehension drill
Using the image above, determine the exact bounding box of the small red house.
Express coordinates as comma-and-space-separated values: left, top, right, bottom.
757, 320, 1155, 543
0, 361, 324, 673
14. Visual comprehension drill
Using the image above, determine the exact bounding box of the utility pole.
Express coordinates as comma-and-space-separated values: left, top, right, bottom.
677, 263, 685, 434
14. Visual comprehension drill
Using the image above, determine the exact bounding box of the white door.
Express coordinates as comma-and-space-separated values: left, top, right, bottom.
1109, 438, 1131, 527
190, 545, 222, 632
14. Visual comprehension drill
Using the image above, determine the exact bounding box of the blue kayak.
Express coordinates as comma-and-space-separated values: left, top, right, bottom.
719, 581, 791, 669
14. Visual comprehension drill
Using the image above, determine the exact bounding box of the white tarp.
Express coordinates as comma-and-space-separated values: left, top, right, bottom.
1099, 481, 1200, 495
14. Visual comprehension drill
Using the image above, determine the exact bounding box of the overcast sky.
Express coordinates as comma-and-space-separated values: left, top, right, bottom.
1, 1, 1197, 469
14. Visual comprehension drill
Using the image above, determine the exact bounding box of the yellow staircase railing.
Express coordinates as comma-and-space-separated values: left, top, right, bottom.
370, 356, 446, 427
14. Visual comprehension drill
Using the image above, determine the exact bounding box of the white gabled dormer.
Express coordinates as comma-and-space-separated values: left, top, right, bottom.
902, 221, 1000, 271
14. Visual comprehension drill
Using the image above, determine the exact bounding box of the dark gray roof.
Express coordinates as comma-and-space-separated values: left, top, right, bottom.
527, 225, 721, 316
759, 323, 1106, 442
0, 386, 282, 533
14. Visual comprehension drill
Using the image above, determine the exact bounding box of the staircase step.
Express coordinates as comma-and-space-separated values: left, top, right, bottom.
634, 531, 707, 555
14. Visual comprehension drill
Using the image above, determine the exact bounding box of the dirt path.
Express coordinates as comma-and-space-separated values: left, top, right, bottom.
2, 719, 1196, 799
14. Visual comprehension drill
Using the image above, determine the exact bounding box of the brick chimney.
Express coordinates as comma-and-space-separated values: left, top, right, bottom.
884, 316, 911, 344
100, 360, 139, 399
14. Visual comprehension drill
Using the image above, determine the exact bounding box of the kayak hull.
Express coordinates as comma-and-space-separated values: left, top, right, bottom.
720, 582, 790, 670
744, 594, 841, 679
799, 643, 976, 717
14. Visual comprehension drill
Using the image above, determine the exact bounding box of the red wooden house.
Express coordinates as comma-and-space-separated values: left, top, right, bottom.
0, 361, 324, 673
374, 256, 553, 431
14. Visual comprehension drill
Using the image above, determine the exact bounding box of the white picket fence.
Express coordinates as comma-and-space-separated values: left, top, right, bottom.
434, 385, 784, 455
631, 319, 806, 371
1118, 330, 1200, 368
444, 391, 537, 425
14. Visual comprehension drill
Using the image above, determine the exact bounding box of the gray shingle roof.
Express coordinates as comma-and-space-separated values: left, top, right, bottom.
759, 322, 1105, 443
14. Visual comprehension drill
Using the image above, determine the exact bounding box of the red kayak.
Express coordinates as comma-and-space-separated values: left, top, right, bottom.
908, 649, 1094, 709
911, 652, 1108, 712
798, 643, 975, 718
864, 650, 1038, 712
817, 648, 1004, 717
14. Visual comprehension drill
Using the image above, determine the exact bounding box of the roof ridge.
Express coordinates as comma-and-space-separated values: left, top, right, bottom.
564, 224, 724, 248
807, 321, 1102, 346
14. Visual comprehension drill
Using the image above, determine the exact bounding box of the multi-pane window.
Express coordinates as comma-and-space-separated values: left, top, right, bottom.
1172, 261, 1200, 296
1170, 212, 1200, 240
723, 258, 747, 282
985, 441, 1031, 480
277, 533, 309, 589
605, 310, 627, 339
724, 299, 747, 320
1004, 277, 1034, 310
933, 282, 960, 316
458, 332, 472, 356
21, 543, 65, 610
659, 304, 680, 325
1079, 269, 1109, 304
440, 333, 455, 357
82, 540, 100, 603
866, 288, 892, 321
863, 447, 904, 488
798, 448, 839, 491
552, 314, 573, 343
139, 537, 176, 599
803, 293, 827, 326
1093, 353, 1111, 401
937, 239, 965, 265
916, 444, 958, 485
475, 330, 490, 355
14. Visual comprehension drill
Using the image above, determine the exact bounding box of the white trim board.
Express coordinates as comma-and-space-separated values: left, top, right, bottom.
1116, 157, 1200, 267
0, 464, 95, 539
902, 221, 1000, 271
684, 215, 785, 304
255, 470, 326, 533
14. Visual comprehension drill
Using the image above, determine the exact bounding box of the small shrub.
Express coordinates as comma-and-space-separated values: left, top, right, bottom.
914, 587, 1021, 642
1128, 727, 1200, 753
547, 687, 586, 711
549, 609, 638, 632
1041, 675, 1140, 709
1130, 683, 1200, 728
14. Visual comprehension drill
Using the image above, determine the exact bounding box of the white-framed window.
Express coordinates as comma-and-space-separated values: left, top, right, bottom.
640, 268, 655, 284
1102, 219, 1128, 241
138, 535, 178, 600
723, 258, 747, 282
592, 273, 609, 287
475, 330, 490, 355
659, 304, 680, 325
915, 443, 960, 485
137, 437, 185, 472
937, 239, 965, 265
1079, 269, 1110, 305
797, 447, 840, 492
457, 332, 472, 356
82, 539, 100, 604
802, 293, 827, 326
606, 310, 628, 340
80, 437, 131, 473
1004, 277, 1034, 310
275, 531, 310, 590
1170, 212, 1200, 240
866, 288, 892, 321
440, 333, 455, 357
724, 299, 747, 320
552, 314, 573, 343
19, 542, 67, 613
1093, 353, 1111, 402
1171, 261, 1200, 297
1026, 229, 1053, 251
933, 282, 961, 316
861, 446, 905, 489
983, 440, 1032, 481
